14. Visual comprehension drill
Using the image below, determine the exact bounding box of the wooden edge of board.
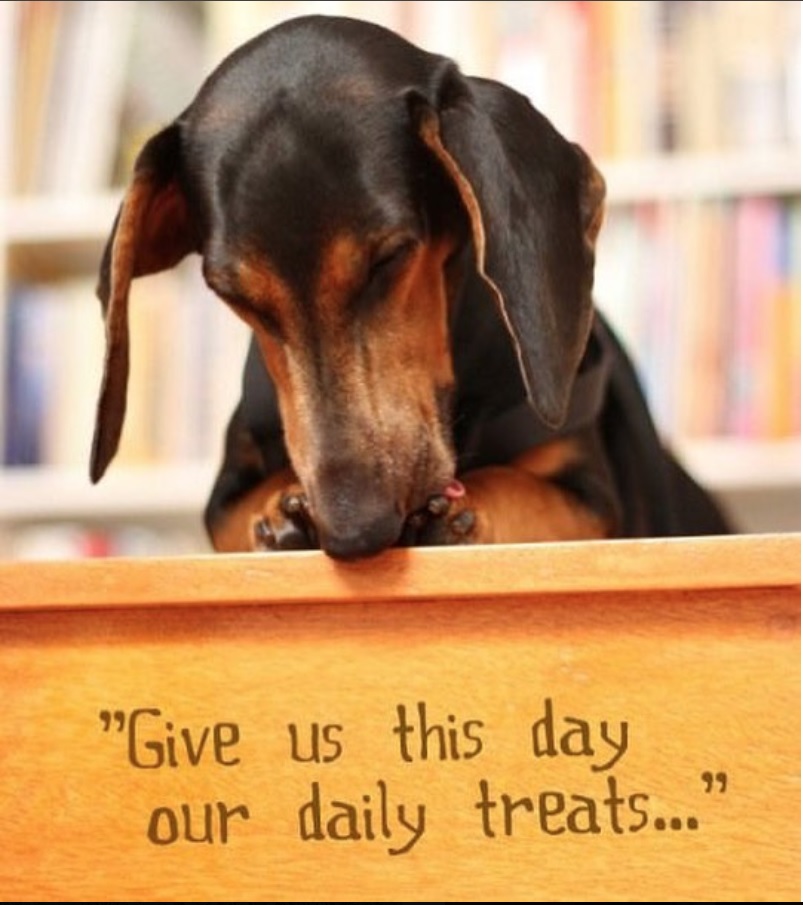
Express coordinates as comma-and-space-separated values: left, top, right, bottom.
0, 533, 799, 613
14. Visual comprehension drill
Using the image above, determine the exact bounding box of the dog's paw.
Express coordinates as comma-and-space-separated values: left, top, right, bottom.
251, 487, 318, 551
405, 480, 480, 547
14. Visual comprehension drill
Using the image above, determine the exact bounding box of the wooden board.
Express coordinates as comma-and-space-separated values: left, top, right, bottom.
0, 534, 799, 902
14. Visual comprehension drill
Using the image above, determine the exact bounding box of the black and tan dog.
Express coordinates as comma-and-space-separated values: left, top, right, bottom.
90, 14, 730, 559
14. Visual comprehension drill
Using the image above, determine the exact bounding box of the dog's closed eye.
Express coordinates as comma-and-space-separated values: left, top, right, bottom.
368, 236, 418, 280
349, 236, 420, 314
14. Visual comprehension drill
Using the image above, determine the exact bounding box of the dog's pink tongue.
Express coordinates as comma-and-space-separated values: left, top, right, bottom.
444, 479, 466, 499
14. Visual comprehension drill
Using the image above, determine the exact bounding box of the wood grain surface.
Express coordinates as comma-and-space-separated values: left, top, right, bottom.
0, 535, 799, 901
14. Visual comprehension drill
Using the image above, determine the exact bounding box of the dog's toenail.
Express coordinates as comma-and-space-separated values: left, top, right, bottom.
451, 509, 476, 535
253, 518, 276, 549
427, 494, 450, 516
282, 493, 305, 515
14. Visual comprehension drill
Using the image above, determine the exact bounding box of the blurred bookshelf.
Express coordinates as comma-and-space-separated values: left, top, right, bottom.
0, 0, 799, 559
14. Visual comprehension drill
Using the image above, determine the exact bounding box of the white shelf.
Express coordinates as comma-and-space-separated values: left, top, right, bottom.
1, 191, 121, 244
0, 462, 215, 522
0, 439, 798, 525
674, 437, 801, 492
0, 147, 799, 250
601, 147, 800, 204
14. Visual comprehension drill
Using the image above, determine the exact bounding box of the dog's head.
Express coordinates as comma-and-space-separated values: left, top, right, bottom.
91, 15, 605, 557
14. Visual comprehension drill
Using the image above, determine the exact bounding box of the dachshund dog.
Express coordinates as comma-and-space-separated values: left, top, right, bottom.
90, 14, 731, 560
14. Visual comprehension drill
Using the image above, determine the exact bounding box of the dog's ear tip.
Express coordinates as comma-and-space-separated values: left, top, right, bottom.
88, 449, 106, 485
522, 373, 571, 432
532, 396, 568, 433
89, 426, 116, 484
88, 463, 103, 485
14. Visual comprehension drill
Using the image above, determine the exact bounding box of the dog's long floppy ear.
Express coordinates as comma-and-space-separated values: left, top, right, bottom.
410, 66, 606, 429
90, 122, 198, 483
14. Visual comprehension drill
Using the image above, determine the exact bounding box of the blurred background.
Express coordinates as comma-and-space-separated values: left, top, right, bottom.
0, 0, 799, 558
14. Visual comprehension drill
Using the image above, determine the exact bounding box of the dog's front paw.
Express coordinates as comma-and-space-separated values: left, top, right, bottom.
251, 487, 318, 551
406, 480, 481, 547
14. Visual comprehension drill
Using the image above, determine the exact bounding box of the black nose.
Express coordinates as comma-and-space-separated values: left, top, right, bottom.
318, 510, 404, 561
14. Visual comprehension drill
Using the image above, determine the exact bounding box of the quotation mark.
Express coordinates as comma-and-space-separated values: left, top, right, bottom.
701, 770, 728, 793
99, 709, 126, 732
651, 770, 729, 832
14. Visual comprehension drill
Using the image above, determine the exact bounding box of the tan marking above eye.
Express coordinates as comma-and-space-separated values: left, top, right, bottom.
319, 233, 367, 294
203, 254, 295, 321
235, 256, 295, 309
